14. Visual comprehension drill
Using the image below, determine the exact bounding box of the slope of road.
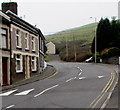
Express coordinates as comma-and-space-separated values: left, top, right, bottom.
1, 55, 118, 109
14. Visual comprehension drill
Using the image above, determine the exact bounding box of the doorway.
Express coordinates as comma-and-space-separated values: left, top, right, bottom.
2, 57, 8, 85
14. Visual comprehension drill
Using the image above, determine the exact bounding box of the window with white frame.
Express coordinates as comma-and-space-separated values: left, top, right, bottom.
16, 29, 21, 48
16, 54, 22, 72
32, 56, 36, 71
32, 37, 35, 51
1, 28, 7, 49
25, 33, 29, 50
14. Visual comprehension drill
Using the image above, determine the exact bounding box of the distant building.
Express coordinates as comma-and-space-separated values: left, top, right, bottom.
46, 42, 56, 54
1, 2, 45, 85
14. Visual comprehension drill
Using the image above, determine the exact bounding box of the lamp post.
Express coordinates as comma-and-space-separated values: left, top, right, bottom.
90, 17, 97, 63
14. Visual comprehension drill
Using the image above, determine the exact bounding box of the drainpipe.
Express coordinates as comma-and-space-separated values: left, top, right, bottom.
10, 23, 12, 85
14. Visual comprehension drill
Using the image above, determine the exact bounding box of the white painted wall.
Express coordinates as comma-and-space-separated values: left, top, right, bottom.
46, 42, 56, 54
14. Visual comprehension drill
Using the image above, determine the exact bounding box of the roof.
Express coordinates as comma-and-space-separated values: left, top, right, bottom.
46, 42, 55, 46
0, 10, 45, 40
0, 11, 10, 21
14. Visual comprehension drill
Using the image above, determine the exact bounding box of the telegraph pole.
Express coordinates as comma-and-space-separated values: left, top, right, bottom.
73, 33, 76, 61
65, 35, 68, 59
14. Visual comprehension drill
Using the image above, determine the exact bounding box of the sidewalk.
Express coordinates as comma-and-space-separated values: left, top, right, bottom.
1, 65, 56, 92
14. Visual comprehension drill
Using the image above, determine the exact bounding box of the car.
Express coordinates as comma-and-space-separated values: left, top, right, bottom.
85, 57, 93, 62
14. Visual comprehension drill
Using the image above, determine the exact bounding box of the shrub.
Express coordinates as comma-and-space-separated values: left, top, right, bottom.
101, 47, 120, 58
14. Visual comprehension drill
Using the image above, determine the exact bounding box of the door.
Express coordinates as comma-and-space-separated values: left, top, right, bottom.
2, 57, 8, 85
25, 56, 30, 79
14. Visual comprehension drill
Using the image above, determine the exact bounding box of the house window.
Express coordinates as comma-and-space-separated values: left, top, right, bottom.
1, 28, 7, 49
16, 54, 22, 73
16, 29, 21, 48
32, 56, 36, 71
32, 37, 35, 51
25, 33, 29, 50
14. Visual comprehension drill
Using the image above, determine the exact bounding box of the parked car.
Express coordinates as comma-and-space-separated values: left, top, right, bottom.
85, 57, 93, 62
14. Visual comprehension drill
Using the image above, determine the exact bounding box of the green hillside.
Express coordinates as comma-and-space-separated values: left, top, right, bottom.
45, 23, 98, 62
45, 23, 98, 45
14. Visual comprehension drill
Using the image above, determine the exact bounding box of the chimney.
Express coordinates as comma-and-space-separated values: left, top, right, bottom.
2, 2, 18, 15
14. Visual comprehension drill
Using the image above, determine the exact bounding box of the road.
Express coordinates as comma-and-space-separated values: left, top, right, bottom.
1, 55, 118, 109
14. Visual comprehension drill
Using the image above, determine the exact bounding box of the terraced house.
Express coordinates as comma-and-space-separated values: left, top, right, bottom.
0, 11, 11, 85
0, 2, 45, 85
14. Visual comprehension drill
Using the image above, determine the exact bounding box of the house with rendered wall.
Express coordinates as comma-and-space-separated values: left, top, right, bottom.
1, 2, 45, 85
46, 42, 56, 55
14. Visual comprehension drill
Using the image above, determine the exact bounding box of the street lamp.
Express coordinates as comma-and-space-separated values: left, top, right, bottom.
90, 17, 97, 63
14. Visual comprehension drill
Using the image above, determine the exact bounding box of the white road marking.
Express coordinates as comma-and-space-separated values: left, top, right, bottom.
66, 78, 74, 82
79, 72, 82, 76
15, 88, 34, 96
80, 69, 82, 72
74, 77, 77, 79
34, 85, 59, 97
77, 67, 80, 69
79, 77, 86, 80
6, 104, 14, 109
0, 89, 18, 96
98, 76, 104, 78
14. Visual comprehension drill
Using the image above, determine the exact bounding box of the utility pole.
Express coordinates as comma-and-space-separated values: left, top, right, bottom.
90, 17, 97, 63
73, 33, 76, 61
65, 35, 68, 59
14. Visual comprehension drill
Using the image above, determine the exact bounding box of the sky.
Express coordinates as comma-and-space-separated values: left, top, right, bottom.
0, 0, 119, 35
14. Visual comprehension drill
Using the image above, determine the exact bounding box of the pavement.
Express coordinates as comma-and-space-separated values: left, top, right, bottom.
1, 65, 56, 92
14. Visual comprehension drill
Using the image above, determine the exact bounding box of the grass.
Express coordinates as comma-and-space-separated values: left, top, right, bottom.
45, 23, 98, 45
45, 23, 98, 62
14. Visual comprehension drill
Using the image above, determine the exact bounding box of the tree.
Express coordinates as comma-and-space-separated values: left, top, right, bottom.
91, 18, 111, 53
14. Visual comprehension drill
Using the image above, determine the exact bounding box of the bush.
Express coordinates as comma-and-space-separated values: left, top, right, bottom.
101, 47, 120, 58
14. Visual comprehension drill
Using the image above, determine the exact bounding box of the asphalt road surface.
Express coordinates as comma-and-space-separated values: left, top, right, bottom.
1, 55, 118, 109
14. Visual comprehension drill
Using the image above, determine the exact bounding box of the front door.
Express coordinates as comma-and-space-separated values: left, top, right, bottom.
25, 56, 30, 79
2, 57, 8, 85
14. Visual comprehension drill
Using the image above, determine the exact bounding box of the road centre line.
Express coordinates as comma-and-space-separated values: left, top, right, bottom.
6, 104, 15, 109
66, 78, 74, 82
79, 77, 86, 80
89, 72, 115, 108
34, 85, 59, 97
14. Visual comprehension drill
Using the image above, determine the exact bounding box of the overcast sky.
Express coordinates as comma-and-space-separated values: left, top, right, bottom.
0, 0, 119, 35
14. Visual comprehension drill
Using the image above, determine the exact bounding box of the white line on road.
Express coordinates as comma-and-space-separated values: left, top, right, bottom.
34, 85, 59, 97
74, 77, 77, 79
66, 78, 74, 82
15, 88, 34, 96
80, 69, 82, 72
6, 104, 15, 109
79, 77, 86, 80
98, 76, 104, 78
0, 89, 18, 96
79, 72, 82, 76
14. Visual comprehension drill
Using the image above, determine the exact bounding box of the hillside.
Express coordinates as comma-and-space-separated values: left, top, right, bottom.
45, 23, 98, 45
45, 23, 98, 62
